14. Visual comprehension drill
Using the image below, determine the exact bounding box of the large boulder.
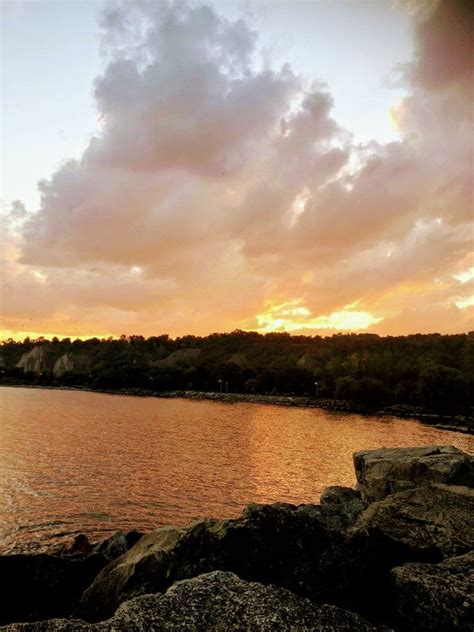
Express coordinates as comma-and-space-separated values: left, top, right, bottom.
353, 446, 474, 504
0, 553, 106, 626
350, 483, 474, 622
2, 571, 391, 631
352, 484, 474, 562
390, 550, 474, 631
77, 503, 364, 622
76, 526, 184, 621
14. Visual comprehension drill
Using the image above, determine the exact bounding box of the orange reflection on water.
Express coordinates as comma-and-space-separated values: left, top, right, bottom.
0, 386, 472, 553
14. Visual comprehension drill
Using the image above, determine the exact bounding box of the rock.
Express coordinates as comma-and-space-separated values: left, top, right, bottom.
0, 553, 106, 626
390, 550, 474, 631
102, 571, 389, 632
0, 621, 88, 631
319, 486, 365, 531
352, 484, 474, 562
92, 530, 143, 561
76, 526, 184, 621
77, 503, 363, 622
55, 534, 92, 557
2, 572, 391, 631
321, 486, 362, 505
350, 484, 474, 622
51, 531, 142, 561
353, 445, 474, 503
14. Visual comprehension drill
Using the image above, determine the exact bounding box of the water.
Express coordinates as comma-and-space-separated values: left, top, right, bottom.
0, 386, 472, 553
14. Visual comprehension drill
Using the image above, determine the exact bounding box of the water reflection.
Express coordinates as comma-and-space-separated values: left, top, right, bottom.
0, 387, 472, 553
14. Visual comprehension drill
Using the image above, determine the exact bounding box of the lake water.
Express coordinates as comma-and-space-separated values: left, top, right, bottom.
0, 386, 472, 553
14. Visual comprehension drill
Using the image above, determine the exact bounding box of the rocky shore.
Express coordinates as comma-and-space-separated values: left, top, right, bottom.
3, 383, 473, 434
1, 445, 473, 631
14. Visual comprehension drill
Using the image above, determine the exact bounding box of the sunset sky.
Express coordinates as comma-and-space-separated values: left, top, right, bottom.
1, 0, 473, 340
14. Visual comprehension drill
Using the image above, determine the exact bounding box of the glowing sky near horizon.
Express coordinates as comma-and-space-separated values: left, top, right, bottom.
1, 0, 473, 340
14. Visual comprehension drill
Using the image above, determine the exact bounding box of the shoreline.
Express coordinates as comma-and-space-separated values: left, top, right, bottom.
1, 382, 472, 434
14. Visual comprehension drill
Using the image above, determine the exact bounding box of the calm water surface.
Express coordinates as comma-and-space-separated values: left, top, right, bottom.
1, 386, 472, 553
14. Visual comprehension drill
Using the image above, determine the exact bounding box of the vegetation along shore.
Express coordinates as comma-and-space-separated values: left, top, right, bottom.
1, 331, 473, 433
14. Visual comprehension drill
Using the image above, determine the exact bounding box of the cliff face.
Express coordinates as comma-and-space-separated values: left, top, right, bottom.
16, 347, 49, 375
52, 353, 92, 378
0, 445, 472, 631
9, 350, 91, 377
53, 354, 75, 378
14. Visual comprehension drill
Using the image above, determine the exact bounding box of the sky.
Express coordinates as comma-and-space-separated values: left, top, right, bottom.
1, 0, 473, 340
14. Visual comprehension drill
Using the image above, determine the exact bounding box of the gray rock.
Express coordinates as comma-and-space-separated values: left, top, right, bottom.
77, 503, 364, 622
321, 486, 362, 505
0, 621, 88, 631
390, 550, 474, 631
92, 530, 143, 561
2, 571, 391, 631
103, 571, 388, 632
353, 445, 474, 504
352, 483, 474, 562
76, 525, 185, 621
320, 486, 365, 528
347, 483, 474, 622
51, 534, 92, 557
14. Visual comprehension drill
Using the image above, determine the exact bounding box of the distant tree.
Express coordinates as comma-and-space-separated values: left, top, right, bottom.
351, 377, 392, 405
335, 376, 355, 400
417, 364, 469, 413
1, 332, 471, 413
394, 380, 418, 405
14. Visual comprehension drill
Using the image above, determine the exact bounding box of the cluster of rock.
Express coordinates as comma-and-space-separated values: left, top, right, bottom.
1, 445, 472, 631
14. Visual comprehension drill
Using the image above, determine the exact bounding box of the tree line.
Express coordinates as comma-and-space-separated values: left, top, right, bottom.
1, 331, 472, 414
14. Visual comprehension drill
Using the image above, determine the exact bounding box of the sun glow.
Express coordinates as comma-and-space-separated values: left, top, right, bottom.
455, 296, 474, 310
0, 329, 112, 342
389, 104, 404, 130
253, 300, 382, 334
454, 268, 474, 284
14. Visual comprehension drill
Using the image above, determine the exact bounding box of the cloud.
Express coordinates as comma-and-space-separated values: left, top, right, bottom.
2, 0, 473, 339
409, 0, 472, 92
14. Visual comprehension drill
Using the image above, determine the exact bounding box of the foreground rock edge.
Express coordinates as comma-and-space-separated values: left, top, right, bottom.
1, 571, 391, 631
